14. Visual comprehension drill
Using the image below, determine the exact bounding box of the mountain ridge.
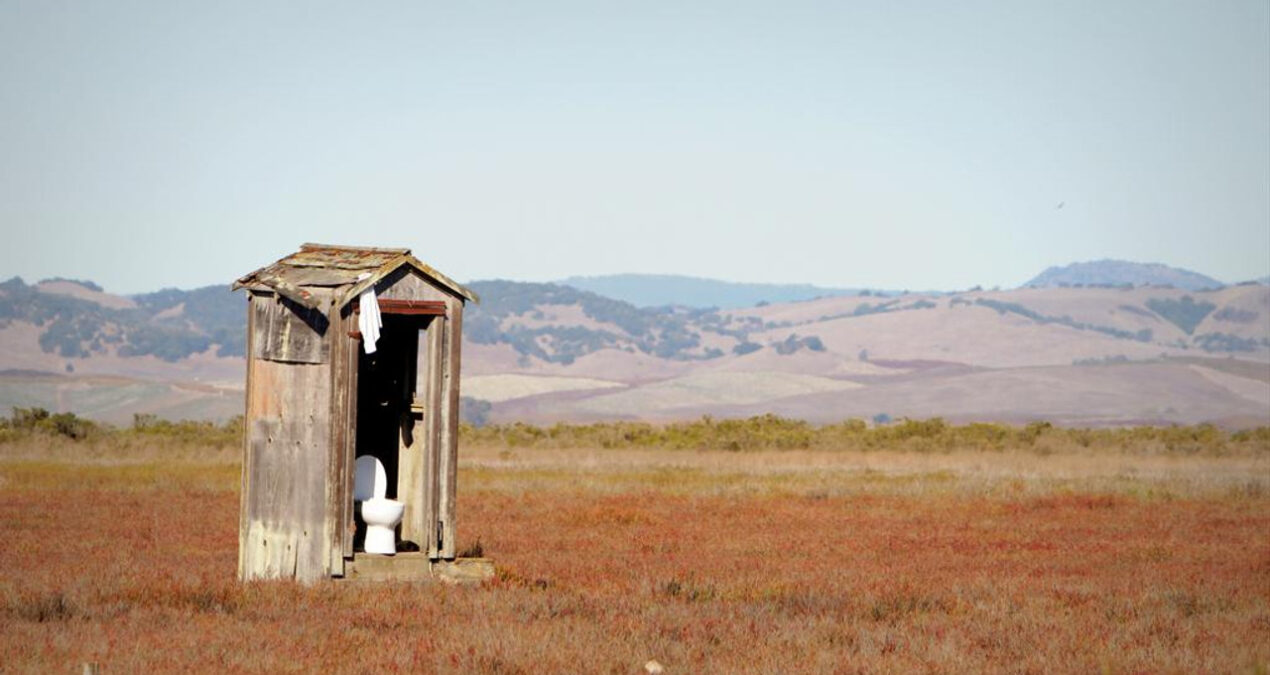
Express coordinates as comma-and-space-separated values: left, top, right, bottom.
562, 260, 1233, 309
557, 273, 869, 309
1024, 259, 1224, 291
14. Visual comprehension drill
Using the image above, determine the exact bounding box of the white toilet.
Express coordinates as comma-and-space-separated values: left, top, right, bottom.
355, 455, 405, 555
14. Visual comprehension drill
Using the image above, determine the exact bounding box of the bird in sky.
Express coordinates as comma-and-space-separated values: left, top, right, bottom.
1055, 201, 1065, 210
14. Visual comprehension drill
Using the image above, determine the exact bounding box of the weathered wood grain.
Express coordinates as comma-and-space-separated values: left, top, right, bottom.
325, 305, 352, 577
423, 318, 444, 558
342, 308, 359, 562
376, 267, 452, 303
237, 295, 258, 581
438, 299, 463, 559
396, 325, 424, 546
251, 295, 330, 364
240, 358, 332, 582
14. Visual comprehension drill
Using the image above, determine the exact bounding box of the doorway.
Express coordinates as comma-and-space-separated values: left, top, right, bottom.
353, 313, 431, 550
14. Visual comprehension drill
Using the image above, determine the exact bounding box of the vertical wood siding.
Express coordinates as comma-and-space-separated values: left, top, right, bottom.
438, 298, 463, 559
423, 317, 445, 557
239, 294, 335, 582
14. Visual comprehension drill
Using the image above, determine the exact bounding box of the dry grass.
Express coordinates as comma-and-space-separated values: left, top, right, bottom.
461, 443, 1270, 500
1, 433, 1268, 673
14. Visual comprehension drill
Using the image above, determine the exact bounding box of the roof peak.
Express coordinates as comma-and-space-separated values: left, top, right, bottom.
234, 243, 479, 308
299, 243, 411, 255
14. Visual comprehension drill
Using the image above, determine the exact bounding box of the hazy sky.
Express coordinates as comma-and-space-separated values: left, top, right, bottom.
2, 1, 1267, 294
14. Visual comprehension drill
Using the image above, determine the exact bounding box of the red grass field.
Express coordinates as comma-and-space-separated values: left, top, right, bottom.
1, 437, 1268, 673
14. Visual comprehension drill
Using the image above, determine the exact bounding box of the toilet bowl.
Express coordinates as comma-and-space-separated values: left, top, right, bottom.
355, 455, 405, 555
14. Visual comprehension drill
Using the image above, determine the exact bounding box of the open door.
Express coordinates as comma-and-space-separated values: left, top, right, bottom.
343, 294, 459, 564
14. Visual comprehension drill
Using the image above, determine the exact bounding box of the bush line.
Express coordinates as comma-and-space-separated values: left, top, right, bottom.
462, 415, 1270, 456
3, 408, 1266, 456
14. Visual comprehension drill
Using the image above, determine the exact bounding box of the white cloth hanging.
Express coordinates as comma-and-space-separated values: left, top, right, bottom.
357, 274, 382, 354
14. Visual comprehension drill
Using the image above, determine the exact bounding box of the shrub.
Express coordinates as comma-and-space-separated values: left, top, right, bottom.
772, 334, 825, 355
5, 407, 100, 440
125, 413, 241, 446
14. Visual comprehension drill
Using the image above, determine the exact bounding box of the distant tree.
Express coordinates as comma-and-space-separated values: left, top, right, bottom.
1146, 295, 1216, 335
773, 334, 826, 355
1194, 332, 1264, 353
1213, 306, 1258, 324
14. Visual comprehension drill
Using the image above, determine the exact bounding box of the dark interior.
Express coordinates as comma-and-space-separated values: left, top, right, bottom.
354, 314, 427, 500
353, 314, 429, 551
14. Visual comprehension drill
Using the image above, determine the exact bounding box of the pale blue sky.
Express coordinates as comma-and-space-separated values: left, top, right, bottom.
1, 1, 1267, 294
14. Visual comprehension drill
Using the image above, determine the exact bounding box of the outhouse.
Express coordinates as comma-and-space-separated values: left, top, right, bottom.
232, 244, 483, 582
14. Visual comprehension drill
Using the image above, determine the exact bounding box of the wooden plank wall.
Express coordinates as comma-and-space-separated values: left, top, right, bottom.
239, 291, 335, 583
341, 307, 358, 562
326, 305, 354, 576
394, 325, 424, 547
438, 298, 463, 559
417, 316, 441, 557
236, 294, 257, 579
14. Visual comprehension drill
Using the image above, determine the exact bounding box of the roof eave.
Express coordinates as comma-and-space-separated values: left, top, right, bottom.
407, 255, 481, 305
230, 276, 325, 309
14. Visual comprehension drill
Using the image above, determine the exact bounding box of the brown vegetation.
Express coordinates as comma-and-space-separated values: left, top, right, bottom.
1, 420, 1267, 673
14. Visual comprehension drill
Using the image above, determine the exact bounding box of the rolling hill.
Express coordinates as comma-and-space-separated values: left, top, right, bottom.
0, 265, 1267, 428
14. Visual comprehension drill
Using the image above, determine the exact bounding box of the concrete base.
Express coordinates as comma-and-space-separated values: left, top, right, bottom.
342, 553, 494, 584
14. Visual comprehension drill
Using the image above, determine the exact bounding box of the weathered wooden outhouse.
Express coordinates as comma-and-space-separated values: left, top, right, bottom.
232, 244, 482, 582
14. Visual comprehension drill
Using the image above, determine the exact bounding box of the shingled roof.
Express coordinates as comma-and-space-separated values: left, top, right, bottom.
232, 243, 479, 309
